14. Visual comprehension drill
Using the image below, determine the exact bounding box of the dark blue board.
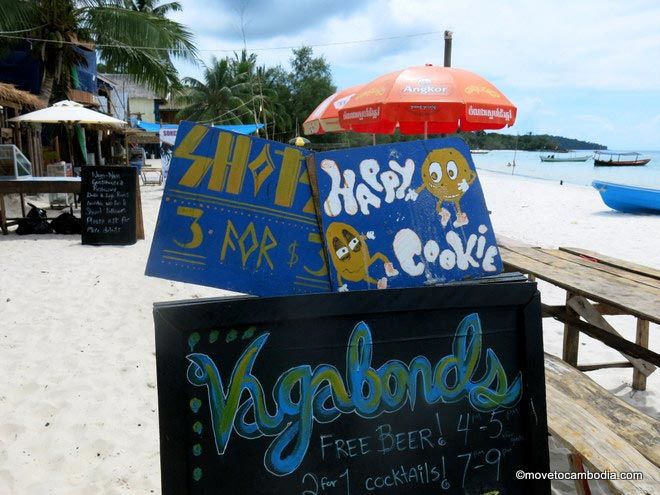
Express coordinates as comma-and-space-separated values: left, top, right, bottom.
310, 138, 502, 291
146, 121, 331, 296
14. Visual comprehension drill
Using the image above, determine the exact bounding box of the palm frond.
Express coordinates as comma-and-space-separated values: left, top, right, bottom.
0, 0, 40, 32
83, 6, 198, 62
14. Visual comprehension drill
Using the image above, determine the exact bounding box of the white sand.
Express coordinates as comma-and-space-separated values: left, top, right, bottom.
0, 169, 657, 494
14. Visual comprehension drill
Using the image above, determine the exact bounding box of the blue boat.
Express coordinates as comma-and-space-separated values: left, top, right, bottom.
592, 180, 660, 214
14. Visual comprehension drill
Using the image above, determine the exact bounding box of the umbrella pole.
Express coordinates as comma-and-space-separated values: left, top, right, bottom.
67, 125, 75, 168
372, 133, 376, 146
424, 121, 428, 140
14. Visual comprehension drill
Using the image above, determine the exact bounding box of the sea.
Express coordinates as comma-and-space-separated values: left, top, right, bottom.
471, 150, 660, 189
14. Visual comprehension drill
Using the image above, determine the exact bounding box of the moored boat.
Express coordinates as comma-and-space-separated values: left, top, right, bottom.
593, 151, 651, 167
540, 153, 591, 162
592, 180, 660, 213
470, 149, 490, 155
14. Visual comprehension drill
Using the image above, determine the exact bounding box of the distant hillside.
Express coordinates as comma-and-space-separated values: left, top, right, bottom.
456, 131, 607, 151
540, 134, 607, 151
311, 130, 607, 151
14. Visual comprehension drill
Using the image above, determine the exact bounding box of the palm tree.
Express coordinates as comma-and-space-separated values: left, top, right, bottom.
178, 57, 249, 124
0, 0, 197, 104
124, 0, 181, 16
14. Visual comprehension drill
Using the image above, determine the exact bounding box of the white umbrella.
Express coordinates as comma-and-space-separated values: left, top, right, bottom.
9, 100, 126, 126
10, 100, 126, 167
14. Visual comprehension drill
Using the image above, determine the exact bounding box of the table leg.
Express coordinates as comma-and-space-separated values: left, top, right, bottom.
632, 319, 650, 391
567, 453, 592, 495
20, 193, 26, 217
0, 193, 7, 235
563, 291, 580, 366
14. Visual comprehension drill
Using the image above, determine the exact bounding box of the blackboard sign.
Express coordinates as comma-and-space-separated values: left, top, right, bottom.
154, 278, 549, 494
81, 166, 137, 245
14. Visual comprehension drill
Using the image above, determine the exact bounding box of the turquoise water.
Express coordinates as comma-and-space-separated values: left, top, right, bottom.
471, 150, 660, 189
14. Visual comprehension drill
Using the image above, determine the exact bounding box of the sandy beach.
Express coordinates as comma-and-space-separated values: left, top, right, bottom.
0, 168, 658, 494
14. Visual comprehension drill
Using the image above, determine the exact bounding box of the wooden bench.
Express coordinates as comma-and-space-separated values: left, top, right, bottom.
545, 353, 659, 494
499, 245, 660, 390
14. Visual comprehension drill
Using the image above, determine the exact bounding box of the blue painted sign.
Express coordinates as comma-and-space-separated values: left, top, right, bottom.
146, 121, 331, 295
311, 138, 502, 291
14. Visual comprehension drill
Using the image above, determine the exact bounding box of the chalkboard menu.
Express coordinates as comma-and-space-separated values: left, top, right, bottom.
81, 166, 137, 245
154, 278, 549, 495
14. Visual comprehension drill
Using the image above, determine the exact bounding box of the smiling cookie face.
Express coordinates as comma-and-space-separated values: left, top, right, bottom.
420, 148, 476, 202
325, 222, 370, 282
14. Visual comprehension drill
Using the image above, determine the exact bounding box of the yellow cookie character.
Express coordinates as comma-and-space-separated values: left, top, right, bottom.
415, 148, 476, 227
325, 222, 399, 291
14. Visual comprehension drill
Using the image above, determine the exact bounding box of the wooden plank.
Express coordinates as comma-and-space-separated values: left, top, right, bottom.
567, 295, 655, 377
560, 247, 660, 281
546, 248, 660, 290
592, 303, 627, 315
563, 291, 580, 366
0, 178, 81, 194
542, 304, 626, 317
633, 320, 651, 391
578, 362, 633, 372
543, 305, 660, 365
545, 354, 660, 469
500, 247, 660, 323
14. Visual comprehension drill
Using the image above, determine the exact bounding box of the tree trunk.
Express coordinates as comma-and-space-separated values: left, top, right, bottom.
39, 70, 55, 106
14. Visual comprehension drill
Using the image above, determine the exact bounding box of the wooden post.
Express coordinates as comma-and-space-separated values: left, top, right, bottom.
135, 173, 144, 240
443, 30, 453, 67
562, 291, 580, 366
632, 319, 650, 391
0, 193, 7, 234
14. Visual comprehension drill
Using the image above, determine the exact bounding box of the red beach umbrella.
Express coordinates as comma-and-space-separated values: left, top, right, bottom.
302, 84, 364, 135
338, 64, 516, 136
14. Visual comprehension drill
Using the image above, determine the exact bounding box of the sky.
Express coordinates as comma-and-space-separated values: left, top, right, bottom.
170, 0, 660, 150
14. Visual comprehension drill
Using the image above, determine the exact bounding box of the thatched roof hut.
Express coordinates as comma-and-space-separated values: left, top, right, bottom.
0, 83, 45, 110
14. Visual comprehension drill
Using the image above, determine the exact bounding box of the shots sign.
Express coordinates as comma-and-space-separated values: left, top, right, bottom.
145, 121, 331, 295
309, 138, 502, 291
154, 280, 549, 494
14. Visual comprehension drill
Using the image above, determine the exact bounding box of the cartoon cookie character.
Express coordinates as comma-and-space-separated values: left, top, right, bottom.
325, 222, 399, 291
414, 148, 476, 228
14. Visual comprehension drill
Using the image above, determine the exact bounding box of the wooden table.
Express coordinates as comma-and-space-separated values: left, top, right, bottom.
0, 177, 81, 234
544, 353, 659, 494
499, 245, 660, 390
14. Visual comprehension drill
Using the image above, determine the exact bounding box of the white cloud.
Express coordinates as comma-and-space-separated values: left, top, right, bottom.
170, 0, 660, 147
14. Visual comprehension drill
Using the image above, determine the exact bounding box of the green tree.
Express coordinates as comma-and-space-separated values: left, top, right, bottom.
287, 46, 335, 138
0, 0, 197, 103
124, 0, 181, 16
177, 57, 248, 123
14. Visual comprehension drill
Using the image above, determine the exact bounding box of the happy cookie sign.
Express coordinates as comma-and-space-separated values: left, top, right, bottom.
147, 124, 501, 294
308, 138, 501, 291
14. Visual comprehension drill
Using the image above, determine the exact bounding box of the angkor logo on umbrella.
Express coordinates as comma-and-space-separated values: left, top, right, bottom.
403, 78, 450, 95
